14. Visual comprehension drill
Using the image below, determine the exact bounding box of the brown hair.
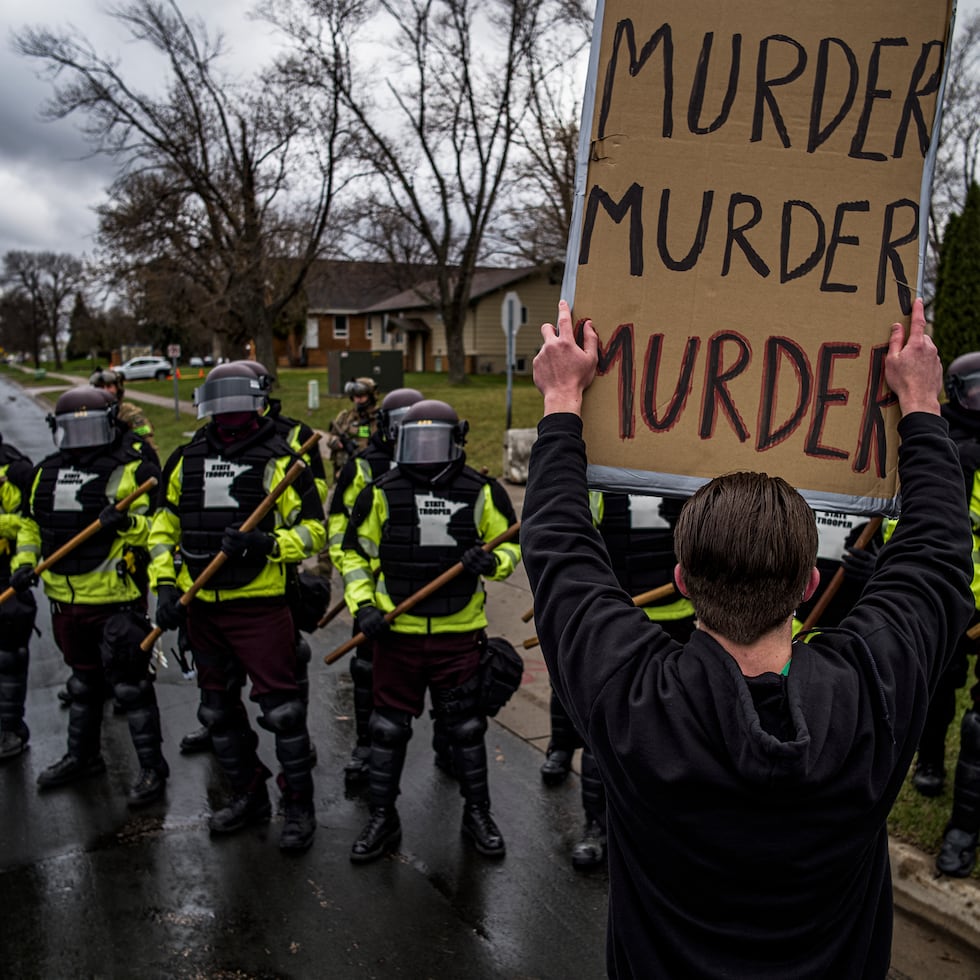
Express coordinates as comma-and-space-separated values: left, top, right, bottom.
674, 472, 817, 645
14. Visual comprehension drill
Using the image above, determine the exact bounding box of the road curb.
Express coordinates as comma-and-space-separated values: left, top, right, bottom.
890, 839, 980, 951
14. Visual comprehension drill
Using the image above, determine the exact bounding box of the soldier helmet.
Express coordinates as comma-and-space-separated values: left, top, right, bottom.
49, 386, 117, 449
193, 361, 268, 419
89, 367, 125, 399
395, 399, 468, 466
344, 376, 378, 405
232, 359, 275, 391
377, 387, 424, 444
946, 352, 980, 412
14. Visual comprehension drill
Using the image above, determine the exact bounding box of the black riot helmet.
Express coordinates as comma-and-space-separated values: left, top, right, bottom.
377, 387, 424, 445
90, 367, 125, 400
193, 361, 269, 419
235, 359, 276, 389
49, 386, 117, 449
394, 399, 468, 466
946, 352, 980, 412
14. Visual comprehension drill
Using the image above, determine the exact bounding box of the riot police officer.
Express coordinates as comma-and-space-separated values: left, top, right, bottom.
177, 360, 330, 756
340, 399, 521, 863
10, 387, 167, 803
324, 387, 425, 784
0, 433, 37, 760
149, 362, 326, 851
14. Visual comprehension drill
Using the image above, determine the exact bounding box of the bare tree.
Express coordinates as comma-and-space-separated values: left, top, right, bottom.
266, 0, 590, 383
923, 13, 980, 304
15, 0, 353, 370
1, 251, 86, 368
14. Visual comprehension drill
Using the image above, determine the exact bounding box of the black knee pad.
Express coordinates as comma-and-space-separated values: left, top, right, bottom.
67, 671, 103, 704
197, 689, 239, 733
114, 677, 155, 711
444, 713, 488, 747
258, 696, 305, 735
368, 708, 412, 747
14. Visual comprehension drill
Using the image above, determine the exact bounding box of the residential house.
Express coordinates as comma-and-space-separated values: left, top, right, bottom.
363, 264, 563, 374
276, 259, 563, 375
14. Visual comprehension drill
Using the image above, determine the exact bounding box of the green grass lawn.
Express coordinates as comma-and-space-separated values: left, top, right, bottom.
2, 358, 972, 870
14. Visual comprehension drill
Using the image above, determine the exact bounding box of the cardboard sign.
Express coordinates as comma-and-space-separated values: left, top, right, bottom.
564, 0, 954, 515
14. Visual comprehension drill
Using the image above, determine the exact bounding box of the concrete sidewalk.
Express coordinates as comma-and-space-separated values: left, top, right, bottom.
12, 365, 980, 956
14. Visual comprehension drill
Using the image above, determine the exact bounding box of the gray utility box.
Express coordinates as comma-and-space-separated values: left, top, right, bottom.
326, 350, 404, 396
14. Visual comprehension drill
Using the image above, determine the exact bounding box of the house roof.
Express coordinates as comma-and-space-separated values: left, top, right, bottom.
304, 260, 437, 313
360, 265, 544, 314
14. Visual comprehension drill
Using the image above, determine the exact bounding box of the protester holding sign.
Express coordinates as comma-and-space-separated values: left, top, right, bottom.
521, 298, 972, 978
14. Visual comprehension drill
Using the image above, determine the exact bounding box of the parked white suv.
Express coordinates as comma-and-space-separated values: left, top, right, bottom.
116, 356, 173, 381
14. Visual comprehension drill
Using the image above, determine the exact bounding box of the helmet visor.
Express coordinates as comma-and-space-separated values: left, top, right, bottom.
951, 370, 980, 411
395, 420, 461, 465
194, 376, 267, 419
54, 410, 113, 449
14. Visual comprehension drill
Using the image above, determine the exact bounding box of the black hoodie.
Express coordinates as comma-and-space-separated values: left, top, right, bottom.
521, 412, 973, 979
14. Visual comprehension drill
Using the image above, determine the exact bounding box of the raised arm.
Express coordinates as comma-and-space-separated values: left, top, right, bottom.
533, 300, 599, 417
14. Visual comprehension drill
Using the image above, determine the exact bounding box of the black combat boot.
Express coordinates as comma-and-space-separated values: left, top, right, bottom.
280, 798, 317, 852
540, 745, 573, 785
462, 802, 506, 857
128, 760, 170, 807
571, 816, 607, 870
209, 782, 273, 834
937, 827, 979, 878
179, 725, 213, 754
0, 727, 28, 761
351, 806, 401, 863
37, 753, 106, 789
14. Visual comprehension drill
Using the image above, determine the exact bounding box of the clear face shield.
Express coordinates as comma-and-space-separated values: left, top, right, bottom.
52, 409, 114, 449
395, 420, 461, 465
950, 370, 980, 412
193, 376, 267, 419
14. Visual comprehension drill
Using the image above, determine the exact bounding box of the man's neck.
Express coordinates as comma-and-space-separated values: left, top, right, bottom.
700, 620, 795, 677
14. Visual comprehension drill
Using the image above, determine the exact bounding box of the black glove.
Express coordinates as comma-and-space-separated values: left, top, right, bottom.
841, 545, 876, 586
9, 566, 38, 593
155, 584, 187, 631
99, 504, 133, 532
356, 603, 390, 639
461, 545, 498, 576
220, 527, 276, 559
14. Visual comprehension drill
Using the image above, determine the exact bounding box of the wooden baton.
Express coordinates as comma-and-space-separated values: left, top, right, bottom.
0, 476, 159, 607
323, 521, 521, 666
140, 432, 321, 652
522, 581, 677, 650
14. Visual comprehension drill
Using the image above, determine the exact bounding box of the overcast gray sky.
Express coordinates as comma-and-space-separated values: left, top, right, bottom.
0, 0, 977, 261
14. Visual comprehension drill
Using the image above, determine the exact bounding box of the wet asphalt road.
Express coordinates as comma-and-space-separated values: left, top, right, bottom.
5, 374, 980, 979
0, 377, 608, 979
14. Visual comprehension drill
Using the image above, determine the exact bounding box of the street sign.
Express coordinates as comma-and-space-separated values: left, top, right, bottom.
501, 291, 523, 335
167, 344, 181, 359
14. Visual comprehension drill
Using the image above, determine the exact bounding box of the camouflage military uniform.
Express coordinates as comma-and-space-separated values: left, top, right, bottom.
117, 401, 157, 452
325, 404, 379, 482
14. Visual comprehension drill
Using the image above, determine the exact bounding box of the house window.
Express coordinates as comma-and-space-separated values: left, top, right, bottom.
305, 318, 319, 349
333, 314, 349, 340
365, 318, 373, 341
380, 317, 389, 345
